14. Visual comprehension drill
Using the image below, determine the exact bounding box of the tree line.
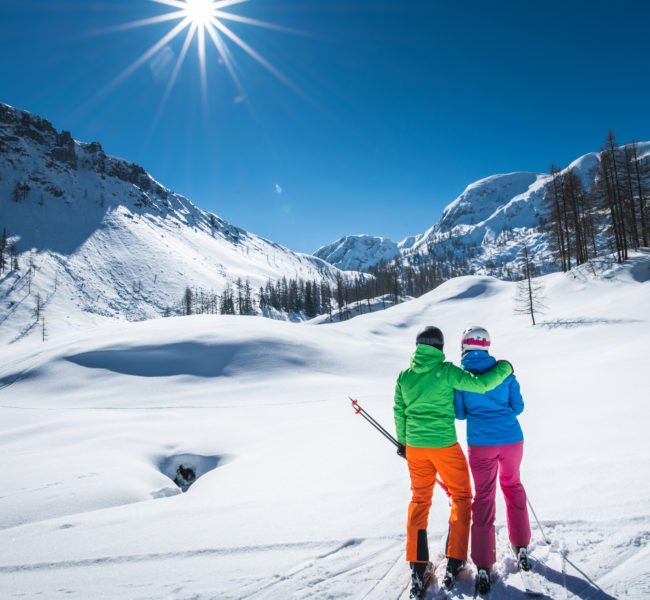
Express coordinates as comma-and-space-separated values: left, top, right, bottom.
180, 277, 255, 317
546, 131, 648, 270
177, 256, 459, 321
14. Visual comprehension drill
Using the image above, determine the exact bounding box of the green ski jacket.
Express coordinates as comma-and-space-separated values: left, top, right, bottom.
393, 344, 513, 448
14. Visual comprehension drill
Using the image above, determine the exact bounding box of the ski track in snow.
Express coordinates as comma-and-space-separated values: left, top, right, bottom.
0, 523, 646, 598
0, 260, 648, 599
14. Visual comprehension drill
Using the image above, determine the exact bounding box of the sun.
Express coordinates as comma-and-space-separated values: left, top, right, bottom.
183, 0, 215, 27
100, 0, 301, 118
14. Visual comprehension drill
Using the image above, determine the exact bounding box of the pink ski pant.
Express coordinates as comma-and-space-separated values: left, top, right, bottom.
468, 441, 531, 568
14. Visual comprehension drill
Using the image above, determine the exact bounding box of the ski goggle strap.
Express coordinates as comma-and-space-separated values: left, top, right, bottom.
461, 338, 490, 347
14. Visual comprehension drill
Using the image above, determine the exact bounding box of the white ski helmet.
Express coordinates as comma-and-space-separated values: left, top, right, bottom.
461, 326, 491, 354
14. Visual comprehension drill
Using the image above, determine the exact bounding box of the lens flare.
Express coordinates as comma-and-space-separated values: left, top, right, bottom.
99, 0, 305, 117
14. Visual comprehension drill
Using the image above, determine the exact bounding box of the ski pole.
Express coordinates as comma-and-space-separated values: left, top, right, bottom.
349, 397, 400, 447
526, 496, 551, 544
348, 397, 451, 498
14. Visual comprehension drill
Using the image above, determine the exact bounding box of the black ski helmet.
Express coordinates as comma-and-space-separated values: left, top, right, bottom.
415, 326, 444, 350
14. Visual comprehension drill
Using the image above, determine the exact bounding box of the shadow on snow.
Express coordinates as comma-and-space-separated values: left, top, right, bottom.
64, 341, 312, 378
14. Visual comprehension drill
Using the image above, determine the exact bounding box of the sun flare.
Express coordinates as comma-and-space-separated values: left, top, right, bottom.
101, 0, 300, 117
183, 0, 215, 27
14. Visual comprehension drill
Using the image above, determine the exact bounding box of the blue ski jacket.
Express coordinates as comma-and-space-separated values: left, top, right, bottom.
454, 350, 524, 446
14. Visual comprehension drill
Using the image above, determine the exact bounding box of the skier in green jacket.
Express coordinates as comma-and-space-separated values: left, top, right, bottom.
394, 326, 513, 597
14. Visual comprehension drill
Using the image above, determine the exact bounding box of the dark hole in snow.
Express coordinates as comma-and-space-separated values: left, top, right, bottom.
158, 454, 223, 492
175, 464, 196, 488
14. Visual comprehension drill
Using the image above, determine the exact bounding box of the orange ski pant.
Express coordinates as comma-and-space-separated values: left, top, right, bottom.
405, 443, 473, 563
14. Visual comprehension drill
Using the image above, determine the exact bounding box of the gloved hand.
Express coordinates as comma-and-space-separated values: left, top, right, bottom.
496, 359, 514, 375
396, 443, 407, 459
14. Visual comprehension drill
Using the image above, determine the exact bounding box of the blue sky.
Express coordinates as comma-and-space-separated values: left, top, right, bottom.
1, 0, 649, 253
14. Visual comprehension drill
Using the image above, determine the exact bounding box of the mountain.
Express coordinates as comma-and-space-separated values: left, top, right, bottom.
315, 145, 649, 276
314, 234, 413, 271
0, 103, 352, 344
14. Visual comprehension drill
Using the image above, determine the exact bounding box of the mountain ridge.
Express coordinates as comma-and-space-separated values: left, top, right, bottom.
314, 144, 649, 276
0, 102, 353, 344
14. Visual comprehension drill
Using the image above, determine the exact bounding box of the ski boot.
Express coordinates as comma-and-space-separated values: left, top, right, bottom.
512, 545, 531, 571
408, 561, 431, 599
476, 567, 491, 595
442, 557, 465, 589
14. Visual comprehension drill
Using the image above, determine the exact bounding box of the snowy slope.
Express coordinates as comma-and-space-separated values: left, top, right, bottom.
0, 251, 648, 599
0, 103, 351, 344
433, 171, 541, 232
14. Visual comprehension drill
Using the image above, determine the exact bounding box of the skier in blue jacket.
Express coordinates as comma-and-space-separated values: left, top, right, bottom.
454, 326, 531, 595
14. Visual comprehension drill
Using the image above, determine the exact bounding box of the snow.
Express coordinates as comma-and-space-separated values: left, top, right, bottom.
314, 235, 401, 271
0, 252, 648, 599
0, 103, 352, 345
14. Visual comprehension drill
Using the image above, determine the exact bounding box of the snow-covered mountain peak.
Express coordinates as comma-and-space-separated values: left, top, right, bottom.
435, 171, 540, 232
314, 234, 401, 271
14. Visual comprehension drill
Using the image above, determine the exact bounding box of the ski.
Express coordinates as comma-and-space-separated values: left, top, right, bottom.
513, 546, 544, 596
405, 555, 445, 600
410, 567, 434, 599
435, 563, 475, 599
517, 566, 544, 597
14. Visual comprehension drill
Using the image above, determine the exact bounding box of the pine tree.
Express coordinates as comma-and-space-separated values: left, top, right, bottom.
629, 140, 649, 247
563, 169, 593, 266
304, 281, 315, 318
514, 245, 545, 325
184, 286, 193, 315
28, 251, 35, 294
335, 273, 346, 320
34, 294, 42, 322
219, 286, 236, 315
289, 279, 299, 314
0, 228, 7, 274
242, 280, 254, 315
236, 278, 243, 315
10, 243, 18, 271
599, 131, 628, 262
258, 286, 267, 310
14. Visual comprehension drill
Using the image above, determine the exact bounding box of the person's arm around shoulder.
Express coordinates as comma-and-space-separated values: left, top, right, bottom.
445, 360, 513, 394
508, 374, 524, 415
454, 389, 467, 420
